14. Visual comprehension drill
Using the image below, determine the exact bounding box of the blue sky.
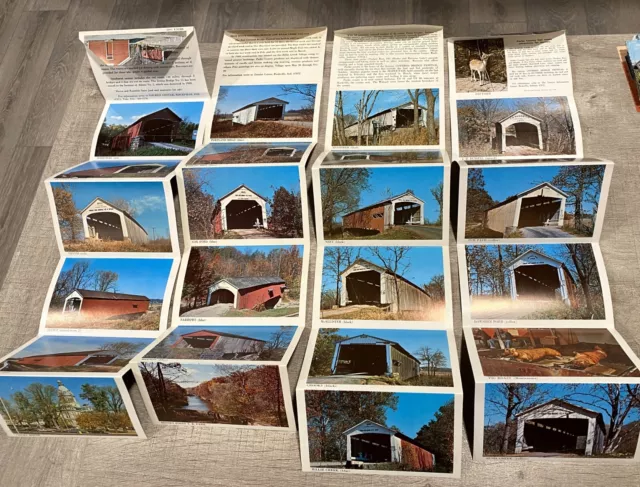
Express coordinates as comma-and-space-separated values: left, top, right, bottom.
484, 383, 640, 426
103, 101, 205, 127
62, 159, 180, 175
329, 166, 444, 222
322, 246, 444, 289
194, 142, 311, 156
51, 181, 170, 239
186, 166, 301, 202
58, 258, 174, 299
627, 40, 640, 64
154, 363, 268, 388
479, 166, 600, 213
215, 84, 317, 113
386, 392, 453, 438
11, 336, 152, 359
339, 89, 440, 119
156, 326, 295, 348
458, 96, 566, 113
331, 328, 450, 367
0, 376, 118, 405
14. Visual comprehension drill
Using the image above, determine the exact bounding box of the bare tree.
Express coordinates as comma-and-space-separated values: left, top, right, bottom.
425, 89, 437, 144
93, 270, 118, 293
323, 247, 361, 307
430, 181, 444, 225
99, 341, 141, 358
369, 246, 411, 312
333, 91, 347, 146
355, 90, 380, 145
407, 89, 423, 135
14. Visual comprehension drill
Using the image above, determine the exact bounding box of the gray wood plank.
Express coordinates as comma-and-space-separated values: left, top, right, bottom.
200, 0, 263, 43
358, 0, 413, 26
469, 0, 526, 24
0, 0, 25, 60
526, 0, 589, 33
107, 0, 162, 29
468, 21, 529, 36
413, 0, 471, 37
26, 0, 72, 11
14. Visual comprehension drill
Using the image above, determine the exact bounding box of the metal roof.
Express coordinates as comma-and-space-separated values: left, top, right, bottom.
496, 109, 543, 124
516, 399, 605, 429
210, 277, 285, 291
217, 184, 268, 203
342, 190, 423, 217
73, 289, 150, 301
232, 97, 289, 114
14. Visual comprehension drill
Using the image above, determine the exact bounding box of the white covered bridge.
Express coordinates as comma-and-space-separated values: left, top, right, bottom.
484, 182, 567, 235
343, 102, 427, 140
494, 110, 544, 153
231, 97, 289, 125
81, 197, 148, 243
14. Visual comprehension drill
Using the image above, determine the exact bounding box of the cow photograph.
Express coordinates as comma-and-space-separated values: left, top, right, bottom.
210, 84, 317, 139
56, 159, 181, 179
332, 89, 439, 147
484, 383, 640, 458
456, 96, 577, 157
453, 38, 507, 93
0, 376, 137, 436
305, 390, 455, 473
185, 142, 311, 165
0, 336, 152, 373
320, 166, 444, 240
95, 101, 204, 157
50, 180, 172, 252
465, 164, 606, 238
179, 245, 303, 319
139, 362, 288, 427
45, 257, 174, 331
183, 166, 303, 240
320, 246, 446, 322
472, 328, 638, 378
308, 328, 453, 387
465, 244, 606, 320
142, 325, 297, 361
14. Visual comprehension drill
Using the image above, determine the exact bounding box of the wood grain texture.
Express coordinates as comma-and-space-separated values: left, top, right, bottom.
1, 35, 640, 486
469, 0, 527, 24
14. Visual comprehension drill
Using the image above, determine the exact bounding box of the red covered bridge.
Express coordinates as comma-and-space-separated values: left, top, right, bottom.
110, 107, 182, 151
12, 350, 119, 368
207, 277, 286, 310
63, 289, 150, 319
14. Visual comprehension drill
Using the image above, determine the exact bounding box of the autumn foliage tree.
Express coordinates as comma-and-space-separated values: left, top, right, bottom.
415, 400, 455, 472
320, 167, 371, 236
52, 184, 82, 240
267, 186, 303, 237
183, 170, 217, 239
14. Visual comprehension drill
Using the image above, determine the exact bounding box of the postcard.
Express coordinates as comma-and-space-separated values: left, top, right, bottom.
320, 150, 445, 166
92, 100, 207, 159
0, 375, 144, 437
52, 159, 181, 179
316, 165, 445, 242
315, 245, 450, 326
41, 256, 178, 335
0, 335, 152, 374
459, 159, 613, 242
141, 325, 301, 363
179, 165, 306, 242
46, 179, 176, 254
459, 243, 613, 326
175, 244, 307, 324
298, 389, 459, 475
135, 360, 293, 429
184, 142, 313, 166
305, 327, 455, 388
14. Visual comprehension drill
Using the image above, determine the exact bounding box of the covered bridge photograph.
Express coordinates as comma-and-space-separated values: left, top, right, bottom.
308, 328, 453, 386
187, 142, 310, 165
143, 325, 296, 361
96, 101, 204, 156
211, 84, 316, 139
46, 257, 174, 331
465, 164, 605, 239
179, 245, 303, 319
85, 31, 186, 66
184, 166, 303, 240
50, 180, 172, 252
320, 246, 446, 322
466, 244, 606, 321
457, 96, 578, 157
58, 160, 178, 179
320, 166, 444, 241
306, 390, 455, 473
332, 89, 439, 146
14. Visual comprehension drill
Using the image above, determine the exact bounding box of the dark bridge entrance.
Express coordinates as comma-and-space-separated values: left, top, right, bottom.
345, 270, 381, 305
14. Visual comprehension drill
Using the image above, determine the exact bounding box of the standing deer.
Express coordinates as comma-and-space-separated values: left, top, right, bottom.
469, 52, 493, 86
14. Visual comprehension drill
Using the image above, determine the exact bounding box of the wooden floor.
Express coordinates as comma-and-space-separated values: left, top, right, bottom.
0, 0, 637, 287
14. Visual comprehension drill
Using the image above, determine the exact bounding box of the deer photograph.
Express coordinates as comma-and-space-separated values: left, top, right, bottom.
454, 38, 507, 93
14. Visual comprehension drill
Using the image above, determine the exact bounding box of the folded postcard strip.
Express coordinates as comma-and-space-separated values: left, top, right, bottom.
298, 25, 462, 478
0, 27, 215, 439
131, 324, 302, 430
463, 326, 640, 462
447, 31, 583, 161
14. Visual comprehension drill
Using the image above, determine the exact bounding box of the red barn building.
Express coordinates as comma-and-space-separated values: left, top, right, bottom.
344, 420, 435, 470
341, 190, 424, 235
11, 350, 119, 368
110, 107, 182, 151
207, 277, 286, 310
63, 289, 150, 319
170, 329, 266, 359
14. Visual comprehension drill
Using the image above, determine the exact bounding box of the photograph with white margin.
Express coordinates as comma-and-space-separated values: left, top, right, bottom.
458, 158, 613, 242
174, 244, 308, 325
0, 373, 145, 438
51, 159, 182, 179
325, 25, 445, 151
206, 28, 327, 143
39, 255, 179, 338
183, 142, 314, 166
314, 244, 452, 327
458, 243, 613, 327
133, 360, 295, 430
